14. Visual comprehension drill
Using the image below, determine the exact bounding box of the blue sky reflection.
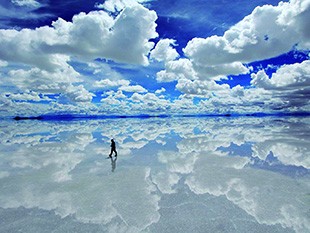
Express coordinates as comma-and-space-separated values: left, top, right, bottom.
0, 117, 309, 232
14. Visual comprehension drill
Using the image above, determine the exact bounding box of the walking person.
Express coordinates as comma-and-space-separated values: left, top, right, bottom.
109, 139, 117, 158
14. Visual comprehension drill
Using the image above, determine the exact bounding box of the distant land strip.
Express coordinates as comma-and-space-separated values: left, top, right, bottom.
8, 112, 310, 121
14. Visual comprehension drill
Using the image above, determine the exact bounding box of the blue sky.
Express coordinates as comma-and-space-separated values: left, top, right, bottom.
0, 0, 309, 116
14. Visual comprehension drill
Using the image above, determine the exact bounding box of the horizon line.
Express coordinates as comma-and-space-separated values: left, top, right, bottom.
4, 112, 310, 121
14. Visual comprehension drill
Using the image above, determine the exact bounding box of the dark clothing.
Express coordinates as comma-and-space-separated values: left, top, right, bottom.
109, 140, 117, 157
109, 147, 117, 156
111, 141, 116, 149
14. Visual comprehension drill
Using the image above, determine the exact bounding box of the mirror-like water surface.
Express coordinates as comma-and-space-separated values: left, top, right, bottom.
0, 117, 309, 233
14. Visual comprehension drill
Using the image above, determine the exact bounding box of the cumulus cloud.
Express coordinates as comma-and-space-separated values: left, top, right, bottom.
101, 91, 174, 115
94, 79, 130, 89
5, 91, 51, 102
0, 4, 158, 74
0, 2, 160, 115
176, 78, 230, 97
65, 85, 95, 103
130, 92, 168, 106
251, 60, 310, 110
149, 0, 310, 113
95, 0, 151, 11
156, 58, 198, 82
3, 61, 95, 103
86, 62, 125, 82
152, 0, 309, 112
156, 58, 309, 113
155, 87, 166, 94
184, 0, 310, 66
45, 102, 98, 116
193, 61, 249, 80
46, 5, 157, 66
1, 0, 309, 116
156, 57, 249, 83
7, 60, 81, 93
0, 27, 70, 71
150, 38, 179, 62
97, 79, 148, 96
251, 60, 310, 90
98, 90, 204, 116
119, 84, 147, 93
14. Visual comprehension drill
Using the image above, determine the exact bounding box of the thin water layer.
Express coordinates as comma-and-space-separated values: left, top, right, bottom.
0, 117, 309, 233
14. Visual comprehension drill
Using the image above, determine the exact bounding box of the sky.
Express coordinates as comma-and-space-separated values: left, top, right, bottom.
0, 0, 309, 117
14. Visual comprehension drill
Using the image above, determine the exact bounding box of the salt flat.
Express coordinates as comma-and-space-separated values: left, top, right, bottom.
0, 117, 309, 233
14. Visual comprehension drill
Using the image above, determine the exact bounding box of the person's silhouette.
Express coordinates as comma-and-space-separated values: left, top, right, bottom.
109, 139, 117, 158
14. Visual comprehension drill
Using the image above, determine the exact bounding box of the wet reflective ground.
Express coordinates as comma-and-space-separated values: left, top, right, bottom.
0, 117, 309, 233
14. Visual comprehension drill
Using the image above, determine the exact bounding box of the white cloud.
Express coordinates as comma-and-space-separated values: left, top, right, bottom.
0, 0, 308, 116
46, 102, 99, 116
251, 60, 310, 110
101, 95, 122, 106
114, 90, 127, 99
0, 3, 159, 114
184, 0, 310, 66
250, 70, 273, 89
130, 92, 160, 102
7, 60, 81, 94
103, 5, 158, 65
0, 99, 51, 117
87, 62, 123, 79
156, 57, 248, 84
176, 78, 230, 97
156, 58, 198, 82
5, 91, 51, 102
0, 27, 70, 71
153, 0, 309, 94
155, 58, 309, 113
149, 0, 309, 114
123, 92, 171, 114
231, 85, 245, 97
119, 84, 147, 93
192, 61, 249, 80
11, 0, 40, 8
65, 85, 95, 103
0, 4, 158, 69
155, 87, 166, 94
252, 60, 310, 89
95, 0, 152, 11
51, 6, 158, 66
150, 38, 179, 62
94, 79, 130, 89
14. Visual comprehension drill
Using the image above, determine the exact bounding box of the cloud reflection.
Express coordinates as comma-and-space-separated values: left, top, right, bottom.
0, 117, 309, 232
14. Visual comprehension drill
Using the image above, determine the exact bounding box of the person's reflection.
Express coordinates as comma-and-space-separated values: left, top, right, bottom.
111, 157, 117, 172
